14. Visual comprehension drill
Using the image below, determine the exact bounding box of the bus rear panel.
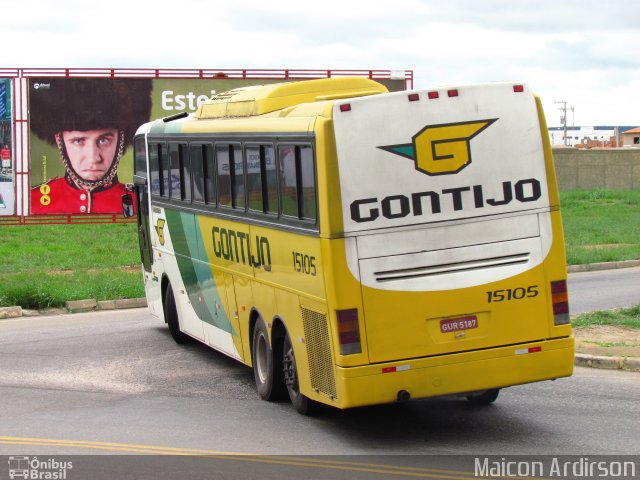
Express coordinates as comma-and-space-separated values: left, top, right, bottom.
324, 83, 572, 408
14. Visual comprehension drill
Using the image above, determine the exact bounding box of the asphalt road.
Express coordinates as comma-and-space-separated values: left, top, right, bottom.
0, 309, 638, 461
0, 267, 638, 478
568, 266, 640, 314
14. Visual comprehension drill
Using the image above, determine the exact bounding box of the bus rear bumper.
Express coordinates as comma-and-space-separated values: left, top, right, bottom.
332, 337, 574, 409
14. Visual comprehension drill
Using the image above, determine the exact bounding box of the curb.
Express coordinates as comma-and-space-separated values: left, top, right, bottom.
567, 259, 640, 273
0, 298, 147, 319
575, 353, 640, 373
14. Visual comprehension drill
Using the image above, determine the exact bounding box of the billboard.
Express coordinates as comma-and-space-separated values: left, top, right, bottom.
0, 78, 13, 215
23, 71, 410, 218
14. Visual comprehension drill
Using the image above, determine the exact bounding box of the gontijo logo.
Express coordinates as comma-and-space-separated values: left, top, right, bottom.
378, 119, 498, 176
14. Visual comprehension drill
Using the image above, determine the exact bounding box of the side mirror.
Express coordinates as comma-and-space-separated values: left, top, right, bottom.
122, 194, 134, 218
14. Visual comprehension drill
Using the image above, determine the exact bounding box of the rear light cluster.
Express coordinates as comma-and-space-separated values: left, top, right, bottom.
551, 280, 570, 325
336, 308, 362, 355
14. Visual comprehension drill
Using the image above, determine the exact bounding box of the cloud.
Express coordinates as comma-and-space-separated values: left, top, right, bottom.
0, 0, 637, 125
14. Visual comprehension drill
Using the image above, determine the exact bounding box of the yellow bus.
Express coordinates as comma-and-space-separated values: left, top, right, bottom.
131, 77, 574, 414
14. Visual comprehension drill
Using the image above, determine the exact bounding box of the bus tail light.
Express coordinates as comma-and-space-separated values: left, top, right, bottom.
551, 280, 570, 325
336, 309, 362, 355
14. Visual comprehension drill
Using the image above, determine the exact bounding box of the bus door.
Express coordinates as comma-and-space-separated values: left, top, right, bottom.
134, 182, 152, 273
223, 273, 244, 360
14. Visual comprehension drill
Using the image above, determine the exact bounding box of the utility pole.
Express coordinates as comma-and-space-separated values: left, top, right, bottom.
554, 100, 574, 146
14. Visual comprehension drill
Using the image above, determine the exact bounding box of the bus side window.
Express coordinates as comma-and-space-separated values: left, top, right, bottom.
246, 145, 263, 212
264, 145, 278, 215
180, 143, 191, 202
232, 144, 245, 210
159, 144, 169, 197
247, 144, 277, 215
203, 145, 216, 206
278, 145, 298, 218
134, 137, 147, 177
299, 145, 317, 221
217, 143, 244, 210
169, 144, 182, 200
149, 143, 160, 195
190, 144, 205, 203
278, 144, 316, 221
217, 144, 232, 207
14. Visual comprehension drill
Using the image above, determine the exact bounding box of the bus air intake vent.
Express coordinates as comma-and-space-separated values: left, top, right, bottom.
374, 252, 530, 283
301, 307, 337, 400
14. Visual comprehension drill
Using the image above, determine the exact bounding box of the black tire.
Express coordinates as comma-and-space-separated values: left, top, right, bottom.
252, 318, 286, 401
164, 283, 192, 344
466, 388, 500, 405
283, 333, 319, 415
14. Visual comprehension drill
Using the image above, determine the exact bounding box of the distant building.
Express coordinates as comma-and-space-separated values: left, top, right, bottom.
622, 127, 640, 147
548, 126, 636, 147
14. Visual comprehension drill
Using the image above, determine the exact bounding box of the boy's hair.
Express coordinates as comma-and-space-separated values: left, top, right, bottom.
30, 78, 153, 146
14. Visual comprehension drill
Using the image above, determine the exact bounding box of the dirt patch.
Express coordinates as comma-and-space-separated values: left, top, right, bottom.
48, 266, 140, 276
574, 325, 640, 357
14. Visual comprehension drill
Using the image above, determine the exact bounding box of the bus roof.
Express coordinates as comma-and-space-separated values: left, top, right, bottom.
194, 77, 388, 119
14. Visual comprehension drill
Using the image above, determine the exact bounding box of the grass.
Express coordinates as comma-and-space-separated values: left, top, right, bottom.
572, 305, 640, 329
0, 223, 143, 309
560, 189, 640, 265
0, 188, 638, 309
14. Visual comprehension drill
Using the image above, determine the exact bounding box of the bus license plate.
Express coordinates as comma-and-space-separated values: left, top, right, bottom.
440, 316, 478, 333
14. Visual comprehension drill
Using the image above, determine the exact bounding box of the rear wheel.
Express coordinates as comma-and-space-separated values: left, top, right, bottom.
164, 283, 191, 345
252, 318, 286, 401
466, 388, 500, 405
283, 333, 319, 415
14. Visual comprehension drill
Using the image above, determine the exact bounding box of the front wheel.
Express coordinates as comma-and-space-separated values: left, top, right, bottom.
283, 333, 319, 415
466, 388, 500, 405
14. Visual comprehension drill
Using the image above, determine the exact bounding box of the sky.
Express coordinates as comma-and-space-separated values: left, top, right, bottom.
3, 0, 638, 127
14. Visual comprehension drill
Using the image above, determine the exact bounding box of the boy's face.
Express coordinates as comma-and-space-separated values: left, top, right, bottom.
60, 128, 118, 181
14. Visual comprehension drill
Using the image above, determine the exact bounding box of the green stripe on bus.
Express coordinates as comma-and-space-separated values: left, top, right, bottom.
165, 210, 235, 334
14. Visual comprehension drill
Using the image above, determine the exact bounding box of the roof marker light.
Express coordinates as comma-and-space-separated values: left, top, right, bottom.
408, 93, 420, 102
428, 91, 439, 100
340, 104, 351, 112
513, 85, 525, 93
447, 89, 459, 97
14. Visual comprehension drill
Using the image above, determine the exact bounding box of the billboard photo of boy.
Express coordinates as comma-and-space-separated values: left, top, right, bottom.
30, 78, 152, 215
